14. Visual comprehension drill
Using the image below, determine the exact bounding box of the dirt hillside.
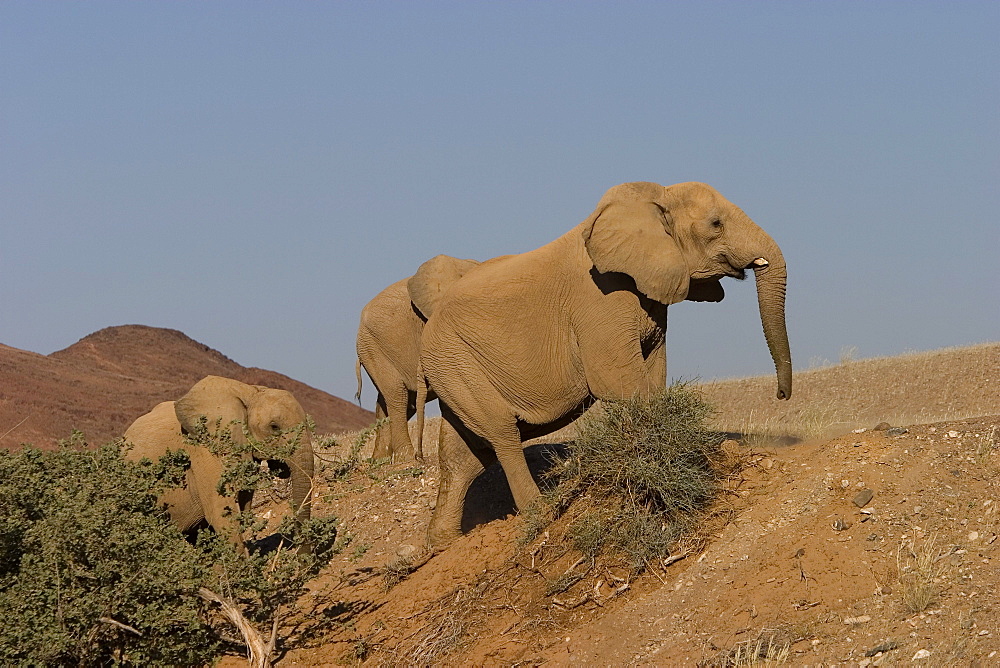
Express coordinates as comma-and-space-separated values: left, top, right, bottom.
0, 325, 372, 449
259, 343, 1000, 666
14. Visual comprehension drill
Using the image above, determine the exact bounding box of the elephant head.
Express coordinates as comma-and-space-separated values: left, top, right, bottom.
581, 181, 791, 400
174, 375, 315, 524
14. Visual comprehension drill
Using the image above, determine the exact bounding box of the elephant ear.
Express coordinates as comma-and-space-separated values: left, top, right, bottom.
174, 375, 253, 444
407, 255, 481, 319
685, 278, 725, 302
582, 199, 690, 304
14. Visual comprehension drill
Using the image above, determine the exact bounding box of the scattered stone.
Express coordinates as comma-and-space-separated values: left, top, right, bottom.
833, 518, 851, 531
913, 649, 931, 660
946, 430, 960, 438
844, 615, 871, 624
853, 488, 875, 508
969, 531, 980, 541
873, 422, 892, 431
865, 641, 899, 657
720, 439, 741, 459
395, 543, 418, 558
887, 427, 909, 436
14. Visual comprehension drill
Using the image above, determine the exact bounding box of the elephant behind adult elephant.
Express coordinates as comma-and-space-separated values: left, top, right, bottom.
124, 375, 315, 545
413, 181, 792, 549
355, 254, 484, 462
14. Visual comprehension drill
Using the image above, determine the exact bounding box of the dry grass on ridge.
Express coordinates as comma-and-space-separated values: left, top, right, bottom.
699, 342, 1000, 444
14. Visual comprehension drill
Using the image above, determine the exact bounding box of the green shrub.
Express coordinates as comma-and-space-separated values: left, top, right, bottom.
0, 431, 339, 666
548, 383, 726, 571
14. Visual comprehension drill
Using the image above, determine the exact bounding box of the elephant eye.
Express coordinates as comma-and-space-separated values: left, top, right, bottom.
269, 422, 282, 434
711, 219, 722, 229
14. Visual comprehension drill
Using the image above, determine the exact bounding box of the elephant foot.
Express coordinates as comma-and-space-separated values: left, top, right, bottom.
425, 515, 463, 553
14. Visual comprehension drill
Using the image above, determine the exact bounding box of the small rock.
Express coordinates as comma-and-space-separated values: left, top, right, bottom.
887, 427, 908, 436
833, 518, 851, 531
865, 641, 899, 657
969, 531, 980, 541
913, 649, 931, 660
854, 488, 875, 508
844, 615, 871, 624
395, 543, 418, 558
873, 422, 892, 431
720, 439, 741, 460
946, 430, 960, 438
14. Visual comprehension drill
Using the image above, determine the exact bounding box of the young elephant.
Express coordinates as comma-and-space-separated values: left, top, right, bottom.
124, 375, 314, 544
355, 255, 482, 461
414, 181, 792, 550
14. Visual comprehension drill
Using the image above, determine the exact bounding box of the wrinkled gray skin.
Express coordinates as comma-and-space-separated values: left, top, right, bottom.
125, 375, 314, 545
355, 255, 482, 462
413, 182, 791, 550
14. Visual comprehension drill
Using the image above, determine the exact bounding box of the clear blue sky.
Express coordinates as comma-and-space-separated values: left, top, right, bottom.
2, 2, 997, 407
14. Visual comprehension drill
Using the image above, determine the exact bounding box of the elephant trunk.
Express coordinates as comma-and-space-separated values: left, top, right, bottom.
754, 260, 792, 400
732, 219, 792, 400
289, 434, 315, 524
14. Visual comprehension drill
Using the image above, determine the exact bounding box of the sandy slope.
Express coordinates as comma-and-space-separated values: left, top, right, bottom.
269, 344, 1000, 666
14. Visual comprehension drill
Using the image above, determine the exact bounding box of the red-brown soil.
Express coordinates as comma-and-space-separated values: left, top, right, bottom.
0, 325, 372, 449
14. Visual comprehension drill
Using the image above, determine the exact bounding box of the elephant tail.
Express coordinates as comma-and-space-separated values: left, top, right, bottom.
354, 357, 363, 404
414, 362, 428, 463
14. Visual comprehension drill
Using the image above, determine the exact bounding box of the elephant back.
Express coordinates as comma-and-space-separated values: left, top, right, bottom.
124, 401, 184, 461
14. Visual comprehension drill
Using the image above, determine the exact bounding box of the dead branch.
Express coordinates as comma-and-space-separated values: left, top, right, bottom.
197, 587, 277, 668
98, 616, 143, 636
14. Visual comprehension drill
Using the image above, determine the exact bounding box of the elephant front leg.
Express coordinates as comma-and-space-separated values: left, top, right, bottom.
426, 418, 496, 551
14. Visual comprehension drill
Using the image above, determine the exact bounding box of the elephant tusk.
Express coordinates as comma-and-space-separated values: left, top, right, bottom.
751, 257, 769, 268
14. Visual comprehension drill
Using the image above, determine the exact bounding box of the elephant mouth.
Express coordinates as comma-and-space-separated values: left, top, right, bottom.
266, 459, 292, 478
692, 266, 746, 281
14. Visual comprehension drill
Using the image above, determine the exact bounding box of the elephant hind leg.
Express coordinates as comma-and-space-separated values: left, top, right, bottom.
427, 406, 498, 551
372, 383, 416, 462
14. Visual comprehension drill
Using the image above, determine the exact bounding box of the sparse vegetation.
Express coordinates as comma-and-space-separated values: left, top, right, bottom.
0, 431, 340, 667
709, 630, 791, 667
544, 384, 729, 571
896, 534, 947, 614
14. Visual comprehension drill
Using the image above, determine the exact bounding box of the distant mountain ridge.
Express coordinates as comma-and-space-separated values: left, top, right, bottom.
0, 325, 373, 449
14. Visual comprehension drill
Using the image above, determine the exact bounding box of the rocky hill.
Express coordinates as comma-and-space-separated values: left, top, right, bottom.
0, 325, 373, 449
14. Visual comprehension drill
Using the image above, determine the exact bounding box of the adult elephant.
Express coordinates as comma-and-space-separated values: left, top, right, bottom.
413, 181, 791, 549
125, 375, 315, 545
355, 254, 490, 462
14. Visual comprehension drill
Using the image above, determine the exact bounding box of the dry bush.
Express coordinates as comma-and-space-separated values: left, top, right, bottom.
896, 534, 947, 614
701, 629, 791, 667
543, 384, 728, 572
385, 578, 490, 666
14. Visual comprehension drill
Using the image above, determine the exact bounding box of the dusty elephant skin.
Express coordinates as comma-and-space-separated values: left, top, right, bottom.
124, 375, 315, 545
413, 181, 792, 549
355, 255, 481, 462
